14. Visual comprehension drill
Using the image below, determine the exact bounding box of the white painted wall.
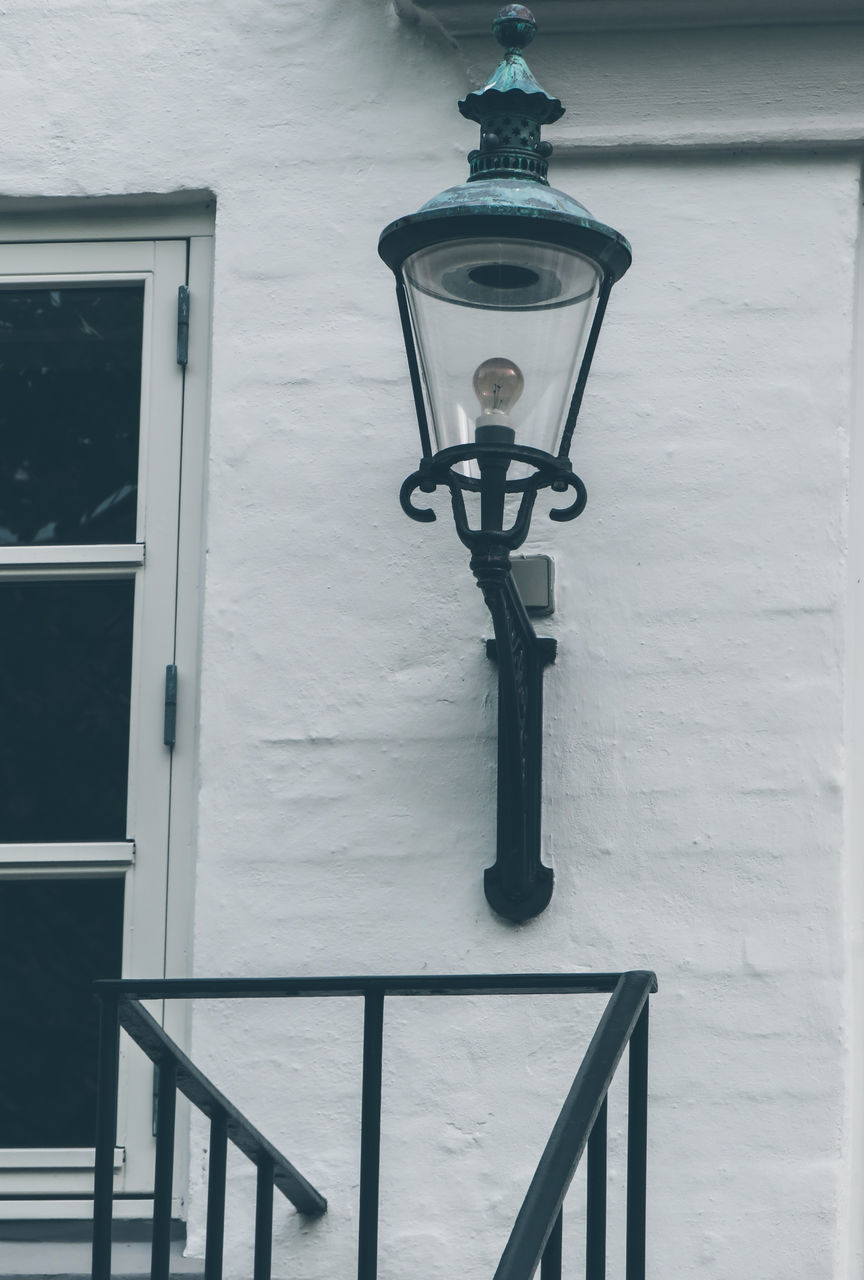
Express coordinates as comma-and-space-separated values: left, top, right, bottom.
0, 1, 860, 1277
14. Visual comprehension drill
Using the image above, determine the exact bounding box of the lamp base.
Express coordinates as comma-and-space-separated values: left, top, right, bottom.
399, 443, 587, 550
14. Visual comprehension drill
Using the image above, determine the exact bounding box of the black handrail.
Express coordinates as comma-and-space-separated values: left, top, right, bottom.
94, 972, 644, 998
91, 999, 327, 1280
492, 971, 654, 1280
91, 971, 656, 1280
120, 1001, 326, 1213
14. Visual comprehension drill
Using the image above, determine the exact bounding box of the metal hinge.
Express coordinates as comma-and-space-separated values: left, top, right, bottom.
177, 285, 190, 366
164, 664, 177, 747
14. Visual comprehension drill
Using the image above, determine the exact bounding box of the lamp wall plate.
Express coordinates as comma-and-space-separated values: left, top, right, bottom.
510, 554, 554, 617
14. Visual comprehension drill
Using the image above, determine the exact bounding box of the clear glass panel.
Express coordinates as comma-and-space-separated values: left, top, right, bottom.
404, 239, 600, 477
0, 580, 134, 842
0, 285, 144, 545
0, 877, 123, 1146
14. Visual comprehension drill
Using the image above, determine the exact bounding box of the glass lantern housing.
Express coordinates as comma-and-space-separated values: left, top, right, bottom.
403, 236, 601, 474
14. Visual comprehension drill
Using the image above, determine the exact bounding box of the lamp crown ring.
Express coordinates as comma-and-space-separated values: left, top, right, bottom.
493, 5, 537, 50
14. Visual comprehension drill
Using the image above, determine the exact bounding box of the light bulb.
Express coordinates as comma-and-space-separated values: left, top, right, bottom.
473, 357, 524, 430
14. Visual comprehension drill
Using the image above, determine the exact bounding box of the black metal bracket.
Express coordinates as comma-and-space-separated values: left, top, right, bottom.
401, 443, 587, 921
478, 550, 557, 921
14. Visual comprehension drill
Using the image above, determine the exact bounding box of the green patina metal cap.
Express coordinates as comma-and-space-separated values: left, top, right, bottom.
379, 5, 631, 285
459, 3, 563, 184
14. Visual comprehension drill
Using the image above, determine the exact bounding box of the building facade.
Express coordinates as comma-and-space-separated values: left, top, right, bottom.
0, 1, 861, 1277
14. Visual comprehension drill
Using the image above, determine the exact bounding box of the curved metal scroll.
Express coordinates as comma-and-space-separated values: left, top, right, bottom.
399, 443, 586, 550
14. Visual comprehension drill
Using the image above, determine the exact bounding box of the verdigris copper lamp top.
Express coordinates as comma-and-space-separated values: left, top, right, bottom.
460, 4, 563, 184
379, 4, 631, 290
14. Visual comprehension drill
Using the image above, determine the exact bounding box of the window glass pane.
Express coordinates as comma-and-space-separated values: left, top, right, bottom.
0, 878, 123, 1146
0, 580, 134, 842
0, 285, 144, 546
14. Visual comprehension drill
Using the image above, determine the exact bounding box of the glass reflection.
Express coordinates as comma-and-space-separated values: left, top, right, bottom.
0, 878, 124, 1146
0, 286, 144, 546
0, 580, 134, 842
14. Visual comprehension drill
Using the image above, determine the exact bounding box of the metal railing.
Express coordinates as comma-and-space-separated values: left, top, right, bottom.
91, 970, 656, 1280
492, 970, 655, 1280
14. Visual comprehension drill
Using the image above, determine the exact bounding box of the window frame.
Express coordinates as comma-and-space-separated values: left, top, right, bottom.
0, 205, 212, 1219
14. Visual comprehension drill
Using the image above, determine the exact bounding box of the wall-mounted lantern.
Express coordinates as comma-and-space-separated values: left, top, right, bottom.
379, 4, 631, 922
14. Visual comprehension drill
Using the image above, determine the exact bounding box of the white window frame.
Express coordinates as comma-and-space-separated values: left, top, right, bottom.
0, 201, 212, 1219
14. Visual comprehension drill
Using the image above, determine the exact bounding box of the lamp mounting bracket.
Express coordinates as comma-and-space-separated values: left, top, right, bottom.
400, 445, 583, 921
473, 544, 556, 921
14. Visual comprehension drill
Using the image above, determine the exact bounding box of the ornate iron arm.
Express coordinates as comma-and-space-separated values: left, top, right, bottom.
474, 545, 557, 920
400, 443, 586, 921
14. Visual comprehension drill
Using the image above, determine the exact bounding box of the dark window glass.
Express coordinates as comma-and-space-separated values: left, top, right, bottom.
0, 580, 134, 842
0, 286, 144, 546
0, 878, 123, 1146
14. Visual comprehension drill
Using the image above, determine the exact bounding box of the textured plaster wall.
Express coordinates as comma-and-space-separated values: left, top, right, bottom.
0, 2, 858, 1278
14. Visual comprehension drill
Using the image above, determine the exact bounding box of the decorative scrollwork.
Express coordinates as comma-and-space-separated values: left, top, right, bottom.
549, 471, 588, 522
499, 587, 530, 789
399, 469, 438, 523
399, 443, 587, 546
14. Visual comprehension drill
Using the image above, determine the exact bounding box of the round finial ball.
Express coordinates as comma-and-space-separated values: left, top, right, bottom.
493, 5, 537, 49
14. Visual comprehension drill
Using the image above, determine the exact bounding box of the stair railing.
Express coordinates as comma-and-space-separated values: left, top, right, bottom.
90, 993, 327, 1280
492, 969, 655, 1280
91, 971, 656, 1280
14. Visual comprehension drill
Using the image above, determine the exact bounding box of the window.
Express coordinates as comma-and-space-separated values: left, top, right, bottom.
0, 210, 211, 1217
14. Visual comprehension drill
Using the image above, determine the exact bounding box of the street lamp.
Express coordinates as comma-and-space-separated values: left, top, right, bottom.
379, 4, 631, 922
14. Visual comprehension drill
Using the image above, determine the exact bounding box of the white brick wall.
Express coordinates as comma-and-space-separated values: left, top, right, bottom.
0, 1, 859, 1276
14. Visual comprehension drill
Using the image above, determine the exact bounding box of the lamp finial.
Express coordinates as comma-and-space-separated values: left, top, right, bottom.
460, 6, 562, 184
492, 5, 537, 51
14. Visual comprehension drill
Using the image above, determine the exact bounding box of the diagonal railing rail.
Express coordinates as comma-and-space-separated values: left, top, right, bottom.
492, 970, 654, 1280
91, 971, 656, 1280
90, 994, 327, 1280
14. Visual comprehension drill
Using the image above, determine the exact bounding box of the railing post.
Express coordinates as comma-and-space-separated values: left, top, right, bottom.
253, 1155, 275, 1280
205, 1108, 228, 1280
625, 1003, 649, 1280
492, 974, 652, 1280
92, 991, 121, 1280
151, 1055, 177, 1280
357, 989, 385, 1280
586, 1095, 607, 1280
